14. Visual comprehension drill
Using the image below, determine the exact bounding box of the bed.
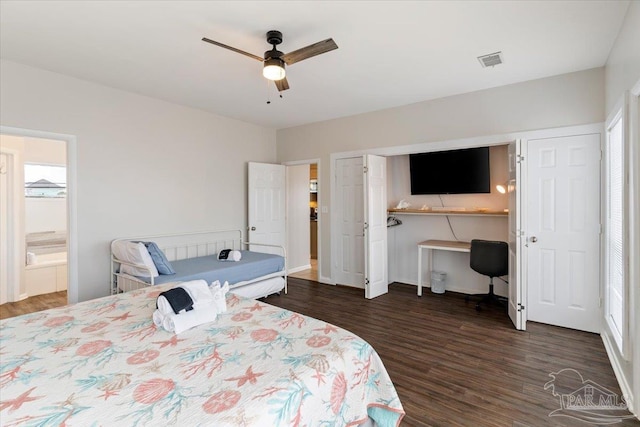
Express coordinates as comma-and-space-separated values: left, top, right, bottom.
0, 283, 405, 426
111, 229, 287, 299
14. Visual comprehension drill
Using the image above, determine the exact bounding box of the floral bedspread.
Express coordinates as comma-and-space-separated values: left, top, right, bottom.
0, 284, 404, 426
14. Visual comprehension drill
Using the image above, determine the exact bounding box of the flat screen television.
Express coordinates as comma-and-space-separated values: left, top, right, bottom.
409, 147, 490, 195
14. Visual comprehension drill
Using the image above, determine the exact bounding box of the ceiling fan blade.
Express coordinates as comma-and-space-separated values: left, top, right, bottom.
282, 38, 338, 65
201, 37, 263, 62
274, 77, 290, 92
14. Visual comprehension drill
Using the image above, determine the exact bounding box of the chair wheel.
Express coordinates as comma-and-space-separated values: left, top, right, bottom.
475, 304, 482, 311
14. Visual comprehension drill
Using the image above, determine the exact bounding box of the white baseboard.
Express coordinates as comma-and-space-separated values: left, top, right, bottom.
288, 264, 311, 274
18, 293, 29, 301
601, 331, 635, 415
318, 275, 335, 285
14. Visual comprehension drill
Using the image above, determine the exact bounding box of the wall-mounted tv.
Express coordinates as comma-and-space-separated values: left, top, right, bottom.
409, 147, 490, 195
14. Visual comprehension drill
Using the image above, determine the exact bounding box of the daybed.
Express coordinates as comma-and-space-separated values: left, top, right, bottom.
0, 283, 405, 426
110, 229, 287, 299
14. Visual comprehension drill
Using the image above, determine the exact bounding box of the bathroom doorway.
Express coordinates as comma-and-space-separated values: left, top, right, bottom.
0, 132, 73, 316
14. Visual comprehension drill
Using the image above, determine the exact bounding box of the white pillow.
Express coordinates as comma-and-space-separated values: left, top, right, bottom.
112, 241, 159, 278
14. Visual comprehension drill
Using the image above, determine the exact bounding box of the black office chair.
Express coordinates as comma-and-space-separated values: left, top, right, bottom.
465, 239, 508, 311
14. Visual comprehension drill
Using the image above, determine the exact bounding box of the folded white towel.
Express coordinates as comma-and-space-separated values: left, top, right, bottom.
180, 280, 215, 310
218, 249, 242, 262
210, 280, 230, 314
156, 280, 214, 315
161, 303, 217, 334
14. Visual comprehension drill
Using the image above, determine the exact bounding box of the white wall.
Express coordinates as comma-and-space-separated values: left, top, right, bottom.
0, 59, 277, 302
286, 164, 311, 272
25, 199, 66, 233
605, 2, 640, 112
387, 145, 508, 211
277, 68, 604, 282
602, 0, 640, 417
24, 137, 66, 165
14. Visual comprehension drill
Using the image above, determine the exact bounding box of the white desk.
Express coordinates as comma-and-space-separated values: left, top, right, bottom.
417, 239, 471, 296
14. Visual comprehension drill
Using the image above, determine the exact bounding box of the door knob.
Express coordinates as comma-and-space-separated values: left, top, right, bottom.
530, 236, 537, 243
250, 226, 256, 231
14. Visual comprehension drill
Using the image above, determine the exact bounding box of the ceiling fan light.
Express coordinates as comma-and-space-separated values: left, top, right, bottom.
263, 58, 286, 81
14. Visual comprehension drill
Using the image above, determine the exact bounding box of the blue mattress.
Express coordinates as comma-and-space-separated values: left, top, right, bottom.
145, 250, 285, 285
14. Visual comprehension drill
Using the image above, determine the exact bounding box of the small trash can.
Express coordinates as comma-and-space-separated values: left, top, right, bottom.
430, 271, 447, 294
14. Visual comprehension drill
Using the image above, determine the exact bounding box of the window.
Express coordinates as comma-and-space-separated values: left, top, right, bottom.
604, 95, 628, 358
24, 164, 66, 198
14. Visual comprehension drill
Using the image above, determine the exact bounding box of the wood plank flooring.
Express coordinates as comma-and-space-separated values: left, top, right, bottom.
263, 278, 639, 427
0, 291, 67, 319
2, 281, 637, 426
288, 258, 318, 281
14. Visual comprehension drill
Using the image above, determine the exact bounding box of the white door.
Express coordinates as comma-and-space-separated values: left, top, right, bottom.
526, 134, 601, 333
0, 153, 9, 305
334, 157, 365, 288
364, 155, 388, 299
507, 140, 524, 330
248, 162, 286, 254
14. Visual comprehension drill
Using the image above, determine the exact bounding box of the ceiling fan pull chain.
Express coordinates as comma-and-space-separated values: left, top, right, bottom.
266, 78, 271, 104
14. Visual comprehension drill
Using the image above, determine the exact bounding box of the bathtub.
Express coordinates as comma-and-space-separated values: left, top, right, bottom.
25, 251, 68, 297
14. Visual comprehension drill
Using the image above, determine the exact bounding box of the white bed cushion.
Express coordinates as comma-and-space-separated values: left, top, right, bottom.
112, 241, 159, 278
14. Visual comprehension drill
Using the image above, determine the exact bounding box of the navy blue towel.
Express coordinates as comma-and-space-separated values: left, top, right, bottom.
157, 287, 193, 314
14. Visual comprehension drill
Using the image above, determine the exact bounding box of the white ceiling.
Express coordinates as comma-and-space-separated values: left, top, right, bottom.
0, 1, 630, 129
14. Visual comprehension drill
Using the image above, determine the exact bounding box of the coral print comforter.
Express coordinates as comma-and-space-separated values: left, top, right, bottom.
0, 284, 404, 426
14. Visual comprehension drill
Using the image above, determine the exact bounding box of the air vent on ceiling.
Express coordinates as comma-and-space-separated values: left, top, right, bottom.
478, 51, 503, 68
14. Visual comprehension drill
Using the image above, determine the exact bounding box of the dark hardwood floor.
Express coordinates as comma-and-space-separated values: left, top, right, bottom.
263, 278, 639, 427
2, 281, 637, 426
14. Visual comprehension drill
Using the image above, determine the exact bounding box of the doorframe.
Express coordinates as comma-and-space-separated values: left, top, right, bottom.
283, 158, 322, 283
0, 126, 78, 304
0, 148, 21, 303
631, 78, 640, 417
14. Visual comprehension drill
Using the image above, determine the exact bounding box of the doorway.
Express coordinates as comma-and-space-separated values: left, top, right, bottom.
286, 161, 320, 282
0, 128, 77, 313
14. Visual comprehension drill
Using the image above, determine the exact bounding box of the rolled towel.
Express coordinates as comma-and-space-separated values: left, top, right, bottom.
180, 280, 214, 310
156, 280, 214, 315
210, 280, 230, 314
157, 287, 193, 314
162, 304, 217, 334
218, 249, 242, 262
152, 309, 165, 328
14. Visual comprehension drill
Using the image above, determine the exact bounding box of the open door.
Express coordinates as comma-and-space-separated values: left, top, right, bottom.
507, 140, 525, 330
333, 157, 365, 288
0, 153, 9, 305
363, 154, 387, 299
248, 162, 286, 253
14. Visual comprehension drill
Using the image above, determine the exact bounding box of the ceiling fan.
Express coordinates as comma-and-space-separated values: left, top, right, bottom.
202, 30, 338, 92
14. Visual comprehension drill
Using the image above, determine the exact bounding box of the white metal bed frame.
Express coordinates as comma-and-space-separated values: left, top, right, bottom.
110, 229, 287, 295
